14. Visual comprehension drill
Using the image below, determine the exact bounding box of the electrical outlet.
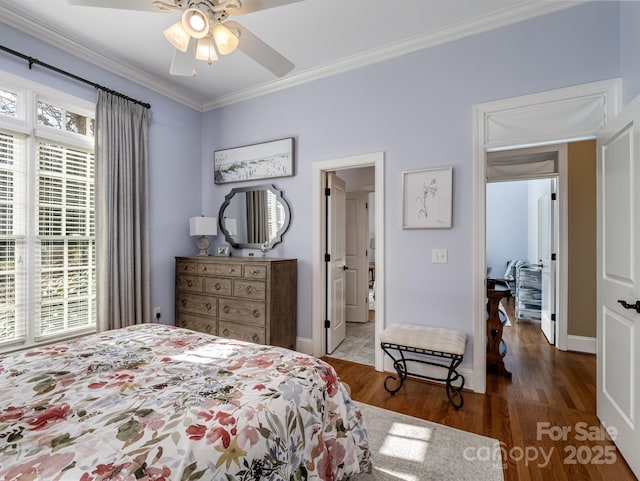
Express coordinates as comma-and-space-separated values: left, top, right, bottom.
153, 306, 161, 320
432, 248, 448, 264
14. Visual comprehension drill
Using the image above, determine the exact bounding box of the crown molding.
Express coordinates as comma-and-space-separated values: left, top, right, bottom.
202, 1, 581, 110
2, 1, 581, 112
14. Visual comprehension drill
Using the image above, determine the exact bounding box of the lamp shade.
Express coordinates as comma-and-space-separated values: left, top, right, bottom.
196, 36, 219, 64
164, 21, 190, 52
212, 22, 239, 55
190, 216, 217, 236
182, 8, 210, 39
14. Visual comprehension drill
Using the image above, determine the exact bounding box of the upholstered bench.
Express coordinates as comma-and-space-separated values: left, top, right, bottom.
380, 324, 467, 409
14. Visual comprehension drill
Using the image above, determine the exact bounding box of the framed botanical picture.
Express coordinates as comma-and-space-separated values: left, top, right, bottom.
214, 243, 231, 257
402, 167, 453, 229
214, 137, 294, 184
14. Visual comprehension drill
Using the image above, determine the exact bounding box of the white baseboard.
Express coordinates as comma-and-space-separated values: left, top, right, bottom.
566, 335, 596, 354
296, 337, 313, 355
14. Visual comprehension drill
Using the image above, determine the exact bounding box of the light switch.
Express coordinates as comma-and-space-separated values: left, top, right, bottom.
432, 248, 448, 264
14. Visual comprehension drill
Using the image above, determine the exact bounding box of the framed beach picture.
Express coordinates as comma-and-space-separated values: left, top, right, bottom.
214, 137, 295, 184
402, 166, 453, 229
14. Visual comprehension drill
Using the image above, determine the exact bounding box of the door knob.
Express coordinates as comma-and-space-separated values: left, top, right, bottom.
617, 299, 640, 313
342, 265, 348, 270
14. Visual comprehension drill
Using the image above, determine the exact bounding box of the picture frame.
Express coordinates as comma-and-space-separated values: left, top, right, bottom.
402, 167, 453, 229
214, 137, 295, 184
214, 243, 231, 257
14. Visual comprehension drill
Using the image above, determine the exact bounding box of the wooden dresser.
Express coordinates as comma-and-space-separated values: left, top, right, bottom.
175, 256, 297, 350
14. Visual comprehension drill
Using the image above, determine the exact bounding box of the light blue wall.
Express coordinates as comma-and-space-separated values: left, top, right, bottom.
201, 0, 621, 362
486, 182, 529, 277
621, 0, 640, 105
0, 23, 203, 326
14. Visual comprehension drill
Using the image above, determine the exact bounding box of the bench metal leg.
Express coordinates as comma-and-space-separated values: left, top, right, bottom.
381, 342, 465, 410
445, 357, 465, 409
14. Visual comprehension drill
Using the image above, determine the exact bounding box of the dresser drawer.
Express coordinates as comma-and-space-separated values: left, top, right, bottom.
199, 262, 242, 277
243, 264, 267, 279
218, 298, 266, 325
233, 280, 266, 300
204, 277, 232, 296
218, 321, 265, 345
176, 274, 203, 293
177, 293, 217, 317
177, 313, 217, 335
177, 260, 196, 274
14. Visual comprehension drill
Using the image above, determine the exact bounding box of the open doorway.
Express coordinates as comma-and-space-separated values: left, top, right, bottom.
325, 167, 376, 366
311, 152, 385, 372
486, 176, 558, 348
485, 140, 598, 383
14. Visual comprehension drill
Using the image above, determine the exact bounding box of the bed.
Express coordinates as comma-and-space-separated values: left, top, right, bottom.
0, 324, 370, 480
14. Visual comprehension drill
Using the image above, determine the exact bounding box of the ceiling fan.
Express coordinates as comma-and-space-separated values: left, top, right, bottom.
65, 0, 299, 77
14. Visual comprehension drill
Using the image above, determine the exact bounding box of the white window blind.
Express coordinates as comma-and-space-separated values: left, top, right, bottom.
35, 141, 95, 340
0, 129, 27, 346
0, 74, 95, 350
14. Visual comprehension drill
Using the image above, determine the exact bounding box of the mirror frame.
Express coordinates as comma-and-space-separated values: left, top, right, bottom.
218, 184, 292, 250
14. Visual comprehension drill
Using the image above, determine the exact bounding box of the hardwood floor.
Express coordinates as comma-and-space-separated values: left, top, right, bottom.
324, 307, 637, 481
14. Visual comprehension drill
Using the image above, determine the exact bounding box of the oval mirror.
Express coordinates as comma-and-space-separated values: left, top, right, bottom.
218, 184, 292, 249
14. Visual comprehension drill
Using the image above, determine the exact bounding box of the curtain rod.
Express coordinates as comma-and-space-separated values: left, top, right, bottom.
0, 44, 151, 109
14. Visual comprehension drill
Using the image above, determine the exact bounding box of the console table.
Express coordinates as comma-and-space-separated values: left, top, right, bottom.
486, 284, 512, 379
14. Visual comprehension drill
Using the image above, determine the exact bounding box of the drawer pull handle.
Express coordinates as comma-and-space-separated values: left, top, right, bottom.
223, 328, 230, 336
205, 303, 212, 310
181, 299, 187, 306
251, 270, 259, 275
229, 268, 236, 273
186, 279, 193, 287
223, 305, 230, 313
215, 283, 221, 290
252, 334, 259, 342
206, 325, 212, 333
252, 309, 260, 318
245, 286, 253, 294
183, 265, 189, 271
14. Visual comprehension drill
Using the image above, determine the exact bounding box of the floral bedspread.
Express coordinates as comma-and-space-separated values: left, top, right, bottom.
0, 324, 370, 480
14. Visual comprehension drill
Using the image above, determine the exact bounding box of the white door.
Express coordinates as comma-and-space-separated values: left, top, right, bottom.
597, 94, 640, 478
538, 181, 556, 344
326, 172, 347, 353
345, 191, 369, 323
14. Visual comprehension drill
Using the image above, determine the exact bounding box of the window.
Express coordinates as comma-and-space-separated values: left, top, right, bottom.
0, 76, 95, 350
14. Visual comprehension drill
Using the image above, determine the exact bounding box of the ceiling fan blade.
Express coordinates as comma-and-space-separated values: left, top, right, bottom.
231, 0, 302, 16
225, 21, 293, 77
66, 0, 167, 12
169, 39, 197, 76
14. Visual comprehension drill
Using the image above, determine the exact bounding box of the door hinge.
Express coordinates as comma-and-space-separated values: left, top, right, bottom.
325, 253, 330, 262
324, 319, 331, 328
551, 253, 557, 261
551, 192, 557, 200
551, 313, 556, 321
325, 187, 331, 196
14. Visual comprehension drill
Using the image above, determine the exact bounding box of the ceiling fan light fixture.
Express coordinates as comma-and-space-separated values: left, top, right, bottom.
196, 36, 219, 64
163, 21, 190, 52
182, 8, 210, 39
212, 22, 239, 55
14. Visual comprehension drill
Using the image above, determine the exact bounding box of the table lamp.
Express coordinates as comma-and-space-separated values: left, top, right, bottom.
189, 216, 217, 256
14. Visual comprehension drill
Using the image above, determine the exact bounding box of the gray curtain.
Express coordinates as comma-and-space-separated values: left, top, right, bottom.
95, 91, 150, 331
246, 190, 268, 244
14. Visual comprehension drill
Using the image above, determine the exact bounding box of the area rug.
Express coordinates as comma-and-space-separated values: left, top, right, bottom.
352, 403, 504, 481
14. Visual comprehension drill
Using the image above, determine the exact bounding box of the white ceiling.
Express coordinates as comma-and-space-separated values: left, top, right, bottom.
0, 0, 580, 111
